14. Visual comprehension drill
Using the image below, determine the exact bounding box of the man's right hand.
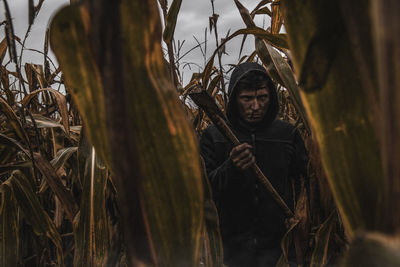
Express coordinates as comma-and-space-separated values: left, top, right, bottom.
229, 143, 255, 171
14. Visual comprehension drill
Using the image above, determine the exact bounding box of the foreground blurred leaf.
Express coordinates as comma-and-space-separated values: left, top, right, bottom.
342, 232, 400, 267
49, 5, 111, 168
0, 181, 18, 267
74, 139, 108, 266
50, 1, 204, 266
8, 171, 64, 266
281, 0, 386, 236
371, 0, 400, 232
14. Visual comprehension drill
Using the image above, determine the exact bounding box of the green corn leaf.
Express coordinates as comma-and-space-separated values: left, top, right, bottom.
163, 0, 182, 44
0, 181, 19, 267
9, 171, 64, 266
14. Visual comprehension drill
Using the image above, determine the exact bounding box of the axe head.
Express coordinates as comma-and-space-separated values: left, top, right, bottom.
187, 84, 226, 120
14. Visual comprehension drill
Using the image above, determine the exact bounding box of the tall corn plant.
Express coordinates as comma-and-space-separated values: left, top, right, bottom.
49, 0, 206, 266
280, 0, 400, 265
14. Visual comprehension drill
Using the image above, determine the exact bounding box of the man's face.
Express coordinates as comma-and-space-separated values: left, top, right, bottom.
236, 87, 270, 124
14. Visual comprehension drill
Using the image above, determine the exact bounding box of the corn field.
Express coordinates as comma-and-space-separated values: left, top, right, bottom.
0, 0, 399, 266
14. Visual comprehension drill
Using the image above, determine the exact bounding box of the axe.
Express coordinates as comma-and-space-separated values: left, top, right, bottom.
188, 85, 294, 218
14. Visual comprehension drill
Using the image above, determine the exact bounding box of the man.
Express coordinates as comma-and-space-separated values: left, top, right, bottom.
200, 62, 308, 266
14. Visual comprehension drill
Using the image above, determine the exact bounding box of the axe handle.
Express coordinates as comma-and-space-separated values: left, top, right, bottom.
212, 114, 294, 218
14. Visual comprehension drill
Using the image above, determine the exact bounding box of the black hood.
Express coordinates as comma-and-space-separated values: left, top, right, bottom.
226, 62, 278, 130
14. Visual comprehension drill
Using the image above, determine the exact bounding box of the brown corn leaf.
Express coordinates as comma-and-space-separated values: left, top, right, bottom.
254, 6, 272, 17
271, 1, 283, 34
0, 181, 18, 267
9, 171, 64, 266
310, 212, 335, 267
261, 40, 310, 132
74, 135, 108, 266
0, 37, 7, 64
203, 27, 288, 88
0, 66, 14, 105
22, 88, 70, 135
163, 0, 183, 43
33, 153, 78, 222
234, 0, 256, 27
0, 97, 30, 146
251, 0, 272, 17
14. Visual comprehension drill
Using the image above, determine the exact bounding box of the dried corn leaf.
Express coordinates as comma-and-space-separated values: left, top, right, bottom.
0, 181, 18, 267
33, 153, 78, 222
310, 211, 335, 267
0, 38, 7, 64
271, 1, 283, 34
74, 139, 108, 266
261, 40, 310, 132
9, 171, 64, 266
202, 27, 288, 88
0, 97, 30, 146
22, 88, 70, 135
163, 0, 182, 43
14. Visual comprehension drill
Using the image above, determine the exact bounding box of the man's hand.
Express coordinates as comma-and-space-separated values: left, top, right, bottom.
229, 143, 256, 171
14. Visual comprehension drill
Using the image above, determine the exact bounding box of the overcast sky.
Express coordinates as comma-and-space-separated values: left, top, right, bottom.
1, 0, 270, 84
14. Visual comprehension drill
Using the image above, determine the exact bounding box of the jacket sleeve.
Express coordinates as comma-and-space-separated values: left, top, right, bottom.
199, 128, 236, 198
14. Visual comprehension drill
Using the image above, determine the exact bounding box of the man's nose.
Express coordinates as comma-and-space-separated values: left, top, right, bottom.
251, 99, 260, 110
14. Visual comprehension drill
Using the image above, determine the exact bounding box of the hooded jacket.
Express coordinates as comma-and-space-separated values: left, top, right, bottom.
200, 62, 308, 266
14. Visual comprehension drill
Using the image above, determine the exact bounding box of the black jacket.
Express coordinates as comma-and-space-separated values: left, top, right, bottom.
200, 63, 308, 266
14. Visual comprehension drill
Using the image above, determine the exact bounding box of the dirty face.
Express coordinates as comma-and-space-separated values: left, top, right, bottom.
236, 87, 270, 124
